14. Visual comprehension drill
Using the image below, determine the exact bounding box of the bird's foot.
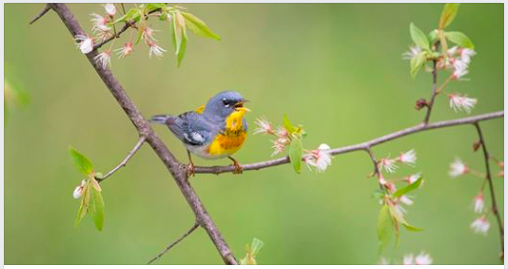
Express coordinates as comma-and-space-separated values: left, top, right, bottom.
231, 160, 243, 174
187, 162, 196, 177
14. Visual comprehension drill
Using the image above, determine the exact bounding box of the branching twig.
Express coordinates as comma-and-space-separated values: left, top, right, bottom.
365, 147, 380, 176
474, 122, 504, 259
422, 41, 441, 125
95, 136, 146, 183
193, 111, 504, 175
93, 8, 163, 51
29, 4, 51, 25
44, 4, 237, 264
147, 222, 200, 264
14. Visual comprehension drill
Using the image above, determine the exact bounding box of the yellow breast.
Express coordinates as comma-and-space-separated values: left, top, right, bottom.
207, 109, 247, 156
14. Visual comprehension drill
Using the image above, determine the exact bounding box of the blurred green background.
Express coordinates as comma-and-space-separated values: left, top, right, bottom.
4, 3, 504, 265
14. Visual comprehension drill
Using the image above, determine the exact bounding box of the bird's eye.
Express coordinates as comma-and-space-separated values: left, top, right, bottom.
222, 99, 230, 108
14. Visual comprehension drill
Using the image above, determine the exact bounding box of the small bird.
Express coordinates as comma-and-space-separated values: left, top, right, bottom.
151, 91, 250, 175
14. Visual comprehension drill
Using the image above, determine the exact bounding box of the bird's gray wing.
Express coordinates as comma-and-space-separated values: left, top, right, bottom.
166, 112, 214, 146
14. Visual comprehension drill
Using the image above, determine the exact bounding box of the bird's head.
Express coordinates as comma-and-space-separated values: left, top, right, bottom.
203, 90, 250, 121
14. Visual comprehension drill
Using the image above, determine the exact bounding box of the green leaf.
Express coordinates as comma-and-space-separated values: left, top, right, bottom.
410, 23, 430, 50
177, 26, 188, 67
283, 114, 295, 134
288, 138, 303, 174
377, 204, 393, 253
89, 186, 105, 231
68, 146, 94, 176
181, 12, 221, 41
240, 238, 264, 265
410, 51, 427, 79
146, 3, 165, 12
445, 31, 474, 49
392, 176, 423, 197
427, 29, 438, 43
172, 12, 183, 55
403, 223, 424, 232
439, 3, 460, 29
74, 182, 91, 226
111, 8, 141, 25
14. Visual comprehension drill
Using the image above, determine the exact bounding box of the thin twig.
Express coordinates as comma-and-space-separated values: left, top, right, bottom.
29, 4, 51, 25
423, 42, 440, 125
365, 147, 380, 176
193, 111, 504, 175
95, 136, 146, 183
473, 122, 504, 259
147, 222, 200, 265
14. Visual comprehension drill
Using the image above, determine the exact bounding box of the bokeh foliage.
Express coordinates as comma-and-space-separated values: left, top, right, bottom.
5, 3, 503, 264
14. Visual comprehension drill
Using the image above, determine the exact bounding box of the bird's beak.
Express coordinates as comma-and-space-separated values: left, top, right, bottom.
234, 100, 251, 112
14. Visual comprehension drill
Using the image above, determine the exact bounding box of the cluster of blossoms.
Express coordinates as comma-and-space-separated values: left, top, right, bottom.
448, 157, 504, 235
74, 4, 171, 70
442, 47, 478, 114
376, 150, 422, 223
379, 251, 432, 265
403, 45, 478, 114
254, 117, 332, 173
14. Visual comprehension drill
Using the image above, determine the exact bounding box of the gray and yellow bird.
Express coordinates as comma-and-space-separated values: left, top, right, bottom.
151, 91, 250, 175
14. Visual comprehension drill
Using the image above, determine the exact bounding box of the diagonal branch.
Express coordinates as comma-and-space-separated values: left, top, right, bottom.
194, 111, 504, 175
95, 136, 146, 183
474, 122, 504, 259
45, 4, 237, 265
147, 222, 200, 264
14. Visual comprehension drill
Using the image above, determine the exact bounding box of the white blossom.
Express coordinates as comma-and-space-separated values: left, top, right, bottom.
399, 195, 414, 206
471, 216, 490, 235
94, 50, 111, 69
449, 94, 477, 114
271, 137, 289, 156
253, 117, 273, 135
115, 43, 133, 58
398, 149, 416, 165
142, 27, 159, 42
449, 158, 468, 177
452, 64, 469, 80
73, 180, 86, 199
460, 48, 476, 64
415, 252, 433, 265
405, 172, 421, 184
147, 41, 166, 58
474, 194, 484, 214
402, 46, 422, 60
104, 3, 116, 16
304, 144, 333, 173
379, 158, 398, 173
90, 13, 111, 32
447, 46, 459, 56
403, 254, 414, 265
75, 35, 94, 54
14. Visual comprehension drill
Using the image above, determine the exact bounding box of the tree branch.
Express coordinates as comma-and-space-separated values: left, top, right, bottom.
95, 136, 146, 183
194, 111, 504, 175
147, 222, 200, 264
29, 4, 51, 25
474, 122, 504, 259
45, 4, 237, 264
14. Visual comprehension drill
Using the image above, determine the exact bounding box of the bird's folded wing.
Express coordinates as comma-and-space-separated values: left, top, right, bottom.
168, 112, 213, 146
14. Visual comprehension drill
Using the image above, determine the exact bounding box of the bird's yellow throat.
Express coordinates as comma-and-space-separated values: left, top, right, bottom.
207, 107, 249, 156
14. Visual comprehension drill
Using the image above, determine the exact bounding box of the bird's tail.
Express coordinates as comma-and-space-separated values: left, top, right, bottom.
150, 114, 173, 125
